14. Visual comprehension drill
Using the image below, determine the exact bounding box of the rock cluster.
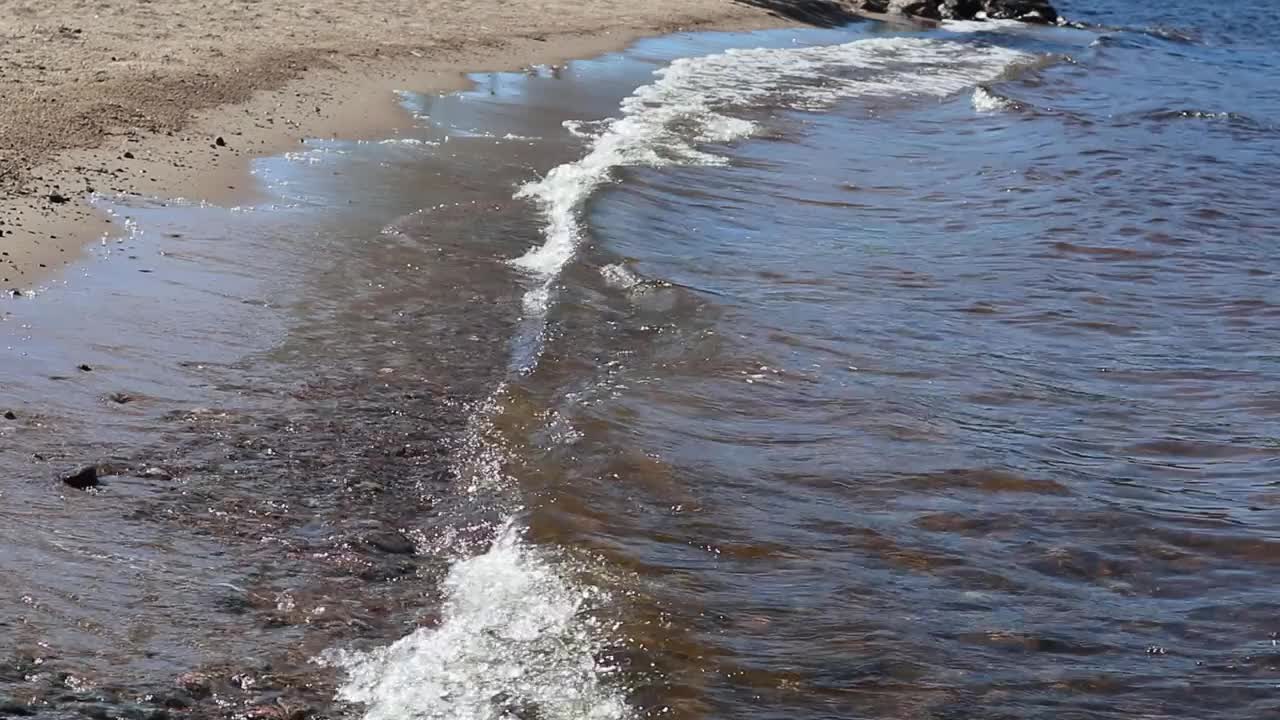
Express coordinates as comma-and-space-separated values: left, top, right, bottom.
861, 0, 1059, 23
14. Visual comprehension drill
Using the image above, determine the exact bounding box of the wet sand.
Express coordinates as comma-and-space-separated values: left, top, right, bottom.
0, 0, 793, 288
0, 85, 566, 718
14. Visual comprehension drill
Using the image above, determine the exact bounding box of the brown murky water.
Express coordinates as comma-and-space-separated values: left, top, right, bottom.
4, 7, 1280, 720
0, 116, 552, 716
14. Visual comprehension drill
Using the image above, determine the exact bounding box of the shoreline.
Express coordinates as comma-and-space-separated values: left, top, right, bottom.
0, 2, 798, 289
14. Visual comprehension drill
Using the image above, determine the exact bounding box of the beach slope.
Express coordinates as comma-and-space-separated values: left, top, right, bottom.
0, 0, 787, 285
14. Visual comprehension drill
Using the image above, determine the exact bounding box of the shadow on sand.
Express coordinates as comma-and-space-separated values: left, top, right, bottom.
734, 0, 864, 27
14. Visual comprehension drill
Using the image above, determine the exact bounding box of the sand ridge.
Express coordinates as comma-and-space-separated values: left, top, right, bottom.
0, 0, 792, 287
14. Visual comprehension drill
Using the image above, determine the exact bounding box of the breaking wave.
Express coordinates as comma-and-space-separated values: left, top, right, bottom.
973, 85, 1018, 112
324, 34, 1028, 720
509, 36, 1028, 370
323, 522, 626, 720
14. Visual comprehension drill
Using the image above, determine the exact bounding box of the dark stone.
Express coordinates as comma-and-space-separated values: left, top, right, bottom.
8, 289, 22, 298
367, 531, 415, 555
359, 560, 416, 583
984, 0, 1058, 22
123, 151, 135, 159
900, 1, 942, 20
175, 672, 212, 700
48, 193, 69, 204
63, 465, 100, 490
880, 0, 1058, 22
215, 591, 251, 615
76, 703, 112, 720
154, 693, 192, 710
0, 700, 35, 716
108, 392, 133, 404
491, 692, 542, 720
940, 0, 983, 18
214, 137, 227, 147
3, 411, 15, 420
78, 364, 93, 372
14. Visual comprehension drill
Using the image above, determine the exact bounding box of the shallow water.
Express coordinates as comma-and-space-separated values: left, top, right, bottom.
4, 1, 1280, 718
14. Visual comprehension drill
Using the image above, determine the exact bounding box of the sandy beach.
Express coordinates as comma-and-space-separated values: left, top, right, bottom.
7, 2, 1279, 718
0, 0, 804, 287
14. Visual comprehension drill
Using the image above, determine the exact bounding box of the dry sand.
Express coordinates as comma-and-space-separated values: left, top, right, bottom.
0, 0, 809, 287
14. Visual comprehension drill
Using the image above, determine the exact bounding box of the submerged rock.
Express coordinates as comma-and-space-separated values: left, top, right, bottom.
0, 699, 35, 717
366, 530, 415, 556
174, 672, 212, 699
251, 702, 310, 720
138, 467, 172, 481
62, 465, 100, 490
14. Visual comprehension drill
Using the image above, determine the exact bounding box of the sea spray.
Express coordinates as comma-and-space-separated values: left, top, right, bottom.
972, 85, 1018, 112
322, 522, 626, 720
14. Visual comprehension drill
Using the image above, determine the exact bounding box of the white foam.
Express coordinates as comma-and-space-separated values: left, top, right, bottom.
943, 18, 1025, 33
600, 263, 643, 290
564, 120, 609, 139
324, 522, 626, 720
972, 86, 1016, 112
372, 138, 439, 146
510, 37, 1028, 368
451, 387, 514, 498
